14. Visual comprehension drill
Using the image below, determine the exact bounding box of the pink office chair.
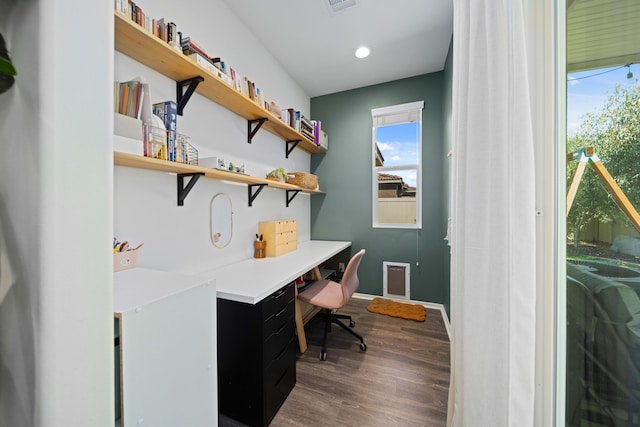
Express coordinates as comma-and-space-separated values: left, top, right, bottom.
298, 249, 367, 361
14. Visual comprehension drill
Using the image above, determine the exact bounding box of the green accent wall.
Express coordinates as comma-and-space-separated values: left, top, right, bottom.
310, 72, 449, 305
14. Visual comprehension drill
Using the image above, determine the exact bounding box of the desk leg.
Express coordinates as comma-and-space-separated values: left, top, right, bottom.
294, 267, 324, 353
295, 286, 308, 353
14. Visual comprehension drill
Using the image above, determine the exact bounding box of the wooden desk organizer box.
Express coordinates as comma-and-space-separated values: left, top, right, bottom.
258, 220, 297, 257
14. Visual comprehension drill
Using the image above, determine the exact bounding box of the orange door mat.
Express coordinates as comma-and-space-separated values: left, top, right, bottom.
366, 298, 426, 322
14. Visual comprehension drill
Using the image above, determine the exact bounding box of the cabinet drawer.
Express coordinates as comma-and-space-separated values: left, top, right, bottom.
278, 220, 297, 233
263, 340, 296, 425
263, 300, 294, 340
266, 220, 296, 233
262, 282, 294, 320
263, 316, 295, 365
264, 337, 296, 390
271, 240, 297, 257
271, 230, 297, 245
259, 220, 296, 235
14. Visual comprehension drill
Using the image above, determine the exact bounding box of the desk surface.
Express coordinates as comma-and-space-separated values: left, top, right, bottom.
199, 240, 352, 304
113, 268, 213, 313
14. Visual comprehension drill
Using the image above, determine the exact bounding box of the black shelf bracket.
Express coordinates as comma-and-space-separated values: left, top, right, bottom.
177, 173, 204, 206
176, 76, 205, 116
248, 118, 268, 144
285, 140, 301, 158
286, 190, 301, 207
248, 184, 267, 207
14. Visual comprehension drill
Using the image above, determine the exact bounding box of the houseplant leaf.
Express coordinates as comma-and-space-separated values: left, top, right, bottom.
0, 57, 16, 76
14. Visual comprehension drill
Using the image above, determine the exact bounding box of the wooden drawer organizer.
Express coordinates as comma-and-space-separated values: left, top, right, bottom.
258, 220, 297, 257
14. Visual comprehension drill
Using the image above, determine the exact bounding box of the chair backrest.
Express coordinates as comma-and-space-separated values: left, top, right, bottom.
338, 249, 365, 307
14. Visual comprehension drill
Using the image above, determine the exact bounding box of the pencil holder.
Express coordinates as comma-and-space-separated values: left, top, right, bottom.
254, 240, 266, 258
114, 249, 139, 272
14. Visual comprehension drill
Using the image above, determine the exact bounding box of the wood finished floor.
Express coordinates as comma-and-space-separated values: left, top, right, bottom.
270, 297, 450, 427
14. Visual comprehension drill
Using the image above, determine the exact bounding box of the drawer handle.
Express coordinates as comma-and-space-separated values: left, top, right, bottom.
273, 342, 289, 362
271, 319, 288, 337
274, 304, 288, 318
272, 286, 289, 298
274, 367, 289, 387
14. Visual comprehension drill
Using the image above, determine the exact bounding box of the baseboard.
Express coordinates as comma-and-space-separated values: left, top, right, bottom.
353, 293, 451, 341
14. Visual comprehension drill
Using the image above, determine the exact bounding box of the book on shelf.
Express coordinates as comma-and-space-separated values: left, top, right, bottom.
113, 2, 179, 51
144, 16, 152, 33
301, 129, 314, 143
312, 120, 321, 146
230, 67, 240, 91
181, 36, 212, 61
167, 22, 179, 49
135, 5, 143, 26
186, 52, 214, 68
114, 5, 315, 147
311, 120, 328, 149
286, 108, 295, 127
289, 108, 301, 132
301, 116, 313, 136
301, 115, 312, 127
280, 108, 290, 124
115, 79, 147, 120
153, 101, 177, 162
158, 18, 168, 43
114, 0, 127, 15
185, 53, 233, 86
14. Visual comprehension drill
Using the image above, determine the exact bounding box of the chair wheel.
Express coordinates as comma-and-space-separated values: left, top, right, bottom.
319, 351, 327, 361
349, 320, 355, 327
360, 342, 367, 351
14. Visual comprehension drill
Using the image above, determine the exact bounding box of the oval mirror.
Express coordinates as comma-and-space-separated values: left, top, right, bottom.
210, 193, 233, 248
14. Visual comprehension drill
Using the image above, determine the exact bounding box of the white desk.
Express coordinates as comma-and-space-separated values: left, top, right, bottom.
113, 268, 217, 427
200, 240, 352, 304
200, 239, 351, 353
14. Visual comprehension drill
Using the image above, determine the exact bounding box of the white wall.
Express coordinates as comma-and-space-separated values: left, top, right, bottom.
114, 0, 313, 275
0, 0, 113, 426
1, 0, 311, 425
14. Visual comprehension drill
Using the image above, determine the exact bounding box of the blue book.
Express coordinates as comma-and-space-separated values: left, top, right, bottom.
152, 101, 177, 161
294, 111, 301, 132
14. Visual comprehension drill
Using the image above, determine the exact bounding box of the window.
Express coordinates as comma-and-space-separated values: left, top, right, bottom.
371, 101, 423, 228
564, 2, 640, 425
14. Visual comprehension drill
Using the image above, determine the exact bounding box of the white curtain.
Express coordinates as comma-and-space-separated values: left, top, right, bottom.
448, 1, 538, 426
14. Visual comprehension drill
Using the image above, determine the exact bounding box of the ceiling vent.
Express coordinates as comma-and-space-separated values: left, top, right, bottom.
326, 0, 356, 15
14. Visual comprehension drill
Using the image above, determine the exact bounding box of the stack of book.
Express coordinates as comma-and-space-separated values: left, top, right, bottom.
114, 80, 145, 119
181, 37, 235, 86
153, 101, 177, 162
181, 36, 214, 64
300, 116, 314, 143
240, 77, 265, 107
114, 1, 180, 51
283, 109, 300, 131
114, 2, 326, 148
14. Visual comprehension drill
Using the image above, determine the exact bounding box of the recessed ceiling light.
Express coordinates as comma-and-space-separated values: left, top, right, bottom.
355, 46, 370, 59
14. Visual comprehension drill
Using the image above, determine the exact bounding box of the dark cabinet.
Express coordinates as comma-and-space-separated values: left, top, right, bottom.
217, 282, 296, 426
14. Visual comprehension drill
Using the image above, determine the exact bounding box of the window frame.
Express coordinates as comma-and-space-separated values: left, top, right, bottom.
371, 101, 424, 229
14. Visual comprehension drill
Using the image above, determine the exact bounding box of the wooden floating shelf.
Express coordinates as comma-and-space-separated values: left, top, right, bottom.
114, 12, 326, 155
114, 152, 325, 195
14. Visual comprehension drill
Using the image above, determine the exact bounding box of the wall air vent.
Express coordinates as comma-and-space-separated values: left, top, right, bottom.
326, 0, 356, 15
